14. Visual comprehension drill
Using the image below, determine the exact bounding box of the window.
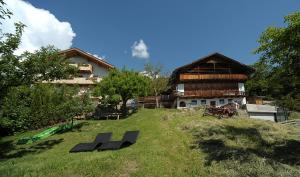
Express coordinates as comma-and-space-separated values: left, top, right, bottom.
238, 83, 245, 92
219, 99, 225, 105
179, 101, 186, 107
210, 101, 216, 107
201, 100, 206, 105
191, 100, 197, 105
177, 84, 184, 93
228, 99, 233, 103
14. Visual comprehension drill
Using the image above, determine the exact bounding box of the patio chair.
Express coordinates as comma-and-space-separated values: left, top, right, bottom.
69, 132, 112, 153
98, 131, 139, 151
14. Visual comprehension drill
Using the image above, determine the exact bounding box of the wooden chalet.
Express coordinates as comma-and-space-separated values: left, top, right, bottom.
164, 53, 255, 108
44, 48, 114, 94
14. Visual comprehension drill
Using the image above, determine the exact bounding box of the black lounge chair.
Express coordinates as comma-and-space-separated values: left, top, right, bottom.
98, 131, 139, 151
69, 132, 112, 153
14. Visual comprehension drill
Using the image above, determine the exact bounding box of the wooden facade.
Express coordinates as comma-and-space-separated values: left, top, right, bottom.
179, 73, 248, 81
165, 53, 255, 108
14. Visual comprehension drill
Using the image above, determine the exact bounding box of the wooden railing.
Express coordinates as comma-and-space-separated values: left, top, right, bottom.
179, 74, 248, 81
69, 63, 93, 73
176, 90, 245, 98
138, 96, 160, 103
79, 64, 93, 73
138, 95, 176, 108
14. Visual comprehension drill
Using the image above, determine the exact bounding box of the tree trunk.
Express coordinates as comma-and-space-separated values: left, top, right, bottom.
121, 99, 128, 116
71, 117, 74, 129
154, 88, 159, 108
155, 93, 159, 108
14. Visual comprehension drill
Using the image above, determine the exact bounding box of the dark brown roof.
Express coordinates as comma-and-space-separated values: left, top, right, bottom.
167, 52, 255, 86
59, 48, 115, 69
172, 52, 255, 75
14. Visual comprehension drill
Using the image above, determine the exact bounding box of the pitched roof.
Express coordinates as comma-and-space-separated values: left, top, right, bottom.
59, 48, 114, 69
172, 52, 255, 75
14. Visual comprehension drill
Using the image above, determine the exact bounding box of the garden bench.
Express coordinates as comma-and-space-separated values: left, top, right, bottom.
102, 112, 123, 120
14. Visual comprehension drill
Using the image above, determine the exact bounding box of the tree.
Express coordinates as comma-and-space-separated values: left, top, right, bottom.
0, 0, 12, 21
144, 62, 169, 108
0, 2, 77, 105
21, 47, 78, 83
245, 61, 270, 96
93, 69, 150, 114
0, 1, 25, 104
0, 46, 78, 105
254, 12, 300, 110
0, 2, 80, 134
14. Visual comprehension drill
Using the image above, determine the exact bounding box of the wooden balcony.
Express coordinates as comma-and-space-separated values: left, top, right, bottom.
69, 63, 93, 73
79, 64, 93, 73
179, 74, 248, 81
175, 90, 245, 98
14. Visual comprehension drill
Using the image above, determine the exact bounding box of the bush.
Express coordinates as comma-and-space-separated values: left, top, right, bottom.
0, 84, 94, 135
0, 86, 32, 134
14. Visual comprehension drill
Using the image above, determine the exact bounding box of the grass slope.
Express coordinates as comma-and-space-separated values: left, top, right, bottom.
0, 109, 299, 177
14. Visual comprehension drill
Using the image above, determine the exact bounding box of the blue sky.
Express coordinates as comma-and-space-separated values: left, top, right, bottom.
20, 0, 300, 72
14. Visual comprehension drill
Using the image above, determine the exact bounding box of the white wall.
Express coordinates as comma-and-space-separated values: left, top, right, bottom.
177, 97, 245, 108
68, 56, 109, 78
248, 112, 275, 122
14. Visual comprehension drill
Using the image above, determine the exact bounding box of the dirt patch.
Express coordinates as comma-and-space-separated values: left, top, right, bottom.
120, 160, 138, 177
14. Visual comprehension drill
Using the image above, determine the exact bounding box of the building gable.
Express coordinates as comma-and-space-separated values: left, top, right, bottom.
45, 48, 115, 86
169, 53, 255, 85
59, 48, 114, 69
173, 53, 255, 75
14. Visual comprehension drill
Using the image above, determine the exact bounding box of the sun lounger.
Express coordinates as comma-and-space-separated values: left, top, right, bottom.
98, 131, 139, 151
69, 132, 112, 153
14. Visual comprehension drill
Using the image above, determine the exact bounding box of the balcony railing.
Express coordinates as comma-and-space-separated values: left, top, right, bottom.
174, 90, 245, 98
78, 64, 93, 73
69, 63, 78, 67
69, 63, 93, 73
179, 74, 248, 81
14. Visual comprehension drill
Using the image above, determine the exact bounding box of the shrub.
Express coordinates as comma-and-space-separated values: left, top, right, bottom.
0, 84, 94, 135
0, 86, 32, 134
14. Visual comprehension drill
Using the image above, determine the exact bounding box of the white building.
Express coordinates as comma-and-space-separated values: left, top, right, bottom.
246, 104, 277, 122
45, 48, 114, 93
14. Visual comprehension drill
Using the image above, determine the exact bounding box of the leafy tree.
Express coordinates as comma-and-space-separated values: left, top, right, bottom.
254, 12, 300, 110
245, 61, 270, 96
0, 0, 12, 21
144, 62, 162, 79
0, 2, 77, 105
20, 47, 78, 83
0, 46, 77, 105
0, 8, 25, 104
0, 85, 31, 134
0, 2, 86, 135
93, 69, 150, 114
144, 62, 169, 108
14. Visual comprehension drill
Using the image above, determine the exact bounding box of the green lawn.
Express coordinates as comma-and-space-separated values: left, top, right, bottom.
1, 109, 299, 177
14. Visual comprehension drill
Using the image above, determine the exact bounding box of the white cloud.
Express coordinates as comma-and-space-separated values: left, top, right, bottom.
131, 39, 149, 59
2, 0, 76, 55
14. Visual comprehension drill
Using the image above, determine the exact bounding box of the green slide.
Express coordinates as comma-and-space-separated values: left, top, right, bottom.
17, 122, 79, 145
